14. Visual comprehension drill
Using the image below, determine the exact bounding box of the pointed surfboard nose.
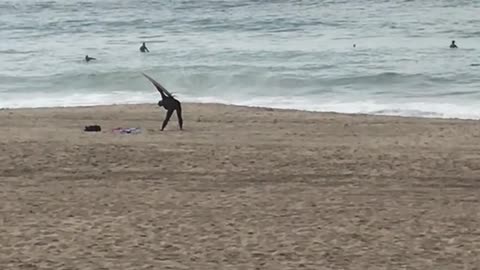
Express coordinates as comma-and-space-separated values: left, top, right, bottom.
142, 73, 173, 98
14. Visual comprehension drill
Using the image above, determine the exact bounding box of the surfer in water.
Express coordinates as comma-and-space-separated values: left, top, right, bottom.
85, 55, 96, 62
140, 42, 150, 53
142, 73, 183, 131
450, 40, 458, 48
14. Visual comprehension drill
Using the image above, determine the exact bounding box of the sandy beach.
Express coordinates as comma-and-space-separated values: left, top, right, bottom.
1, 103, 480, 269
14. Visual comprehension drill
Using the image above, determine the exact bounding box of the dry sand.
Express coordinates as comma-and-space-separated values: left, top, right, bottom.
1, 103, 480, 269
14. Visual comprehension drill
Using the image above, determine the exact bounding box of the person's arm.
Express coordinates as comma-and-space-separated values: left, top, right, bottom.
142, 73, 174, 98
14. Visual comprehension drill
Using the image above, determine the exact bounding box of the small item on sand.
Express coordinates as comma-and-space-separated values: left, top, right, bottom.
112, 127, 141, 134
84, 125, 101, 132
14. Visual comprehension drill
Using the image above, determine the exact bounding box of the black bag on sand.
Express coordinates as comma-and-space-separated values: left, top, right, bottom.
84, 125, 101, 132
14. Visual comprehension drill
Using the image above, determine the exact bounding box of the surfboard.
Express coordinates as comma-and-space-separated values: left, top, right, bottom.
142, 72, 173, 98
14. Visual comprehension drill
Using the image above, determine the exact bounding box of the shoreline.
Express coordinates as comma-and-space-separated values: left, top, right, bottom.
2, 101, 479, 123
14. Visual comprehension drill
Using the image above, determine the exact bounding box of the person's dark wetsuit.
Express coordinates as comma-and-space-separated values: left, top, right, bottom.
140, 42, 150, 53
85, 55, 96, 62
450, 40, 458, 48
142, 73, 183, 131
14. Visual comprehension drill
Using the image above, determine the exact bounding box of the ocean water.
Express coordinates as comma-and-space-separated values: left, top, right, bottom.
1, 0, 480, 119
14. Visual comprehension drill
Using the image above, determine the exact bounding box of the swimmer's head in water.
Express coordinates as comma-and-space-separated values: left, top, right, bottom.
450, 40, 458, 48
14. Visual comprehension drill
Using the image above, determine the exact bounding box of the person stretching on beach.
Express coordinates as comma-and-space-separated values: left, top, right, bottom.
142, 73, 183, 131
140, 42, 150, 53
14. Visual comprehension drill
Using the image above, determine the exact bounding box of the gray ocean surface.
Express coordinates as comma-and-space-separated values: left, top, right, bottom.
1, 0, 480, 119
